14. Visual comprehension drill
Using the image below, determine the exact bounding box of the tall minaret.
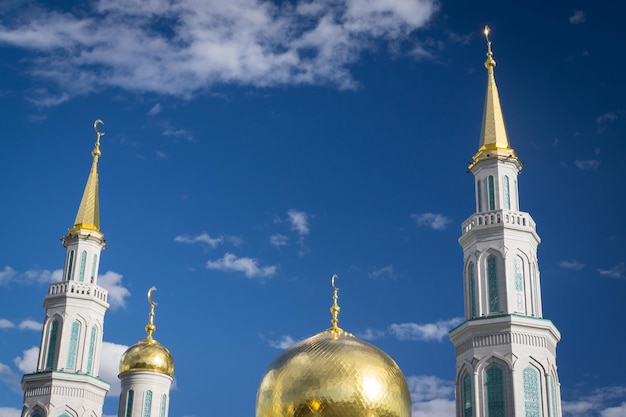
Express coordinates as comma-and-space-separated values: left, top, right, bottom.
449, 28, 563, 417
21, 121, 110, 417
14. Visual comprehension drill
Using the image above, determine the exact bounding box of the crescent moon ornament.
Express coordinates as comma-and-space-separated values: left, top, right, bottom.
148, 286, 157, 308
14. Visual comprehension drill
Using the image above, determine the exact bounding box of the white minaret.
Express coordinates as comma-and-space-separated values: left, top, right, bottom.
449, 28, 563, 417
21, 121, 110, 417
117, 288, 174, 417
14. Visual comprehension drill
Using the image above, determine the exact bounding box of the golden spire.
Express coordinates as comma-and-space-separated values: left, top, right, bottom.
470, 27, 519, 169
70, 120, 104, 233
330, 274, 341, 332
145, 287, 158, 342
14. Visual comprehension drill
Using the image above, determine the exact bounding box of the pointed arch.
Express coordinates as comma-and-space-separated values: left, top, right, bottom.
86, 325, 97, 374
488, 175, 496, 210
78, 250, 87, 282
468, 261, 477, 318
66, 250, 74, 281
45, 319, 60, 369
487, 255, 499, 313
66, 320, 81, 369
485, 364, 506, 417
503, 175, 510, 209
125, 389, 135, 417
143, 390, 153, 417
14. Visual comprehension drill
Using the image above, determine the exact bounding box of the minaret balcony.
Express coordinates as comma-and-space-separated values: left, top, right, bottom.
461, 209, 536, 235
47, 281, 108, 303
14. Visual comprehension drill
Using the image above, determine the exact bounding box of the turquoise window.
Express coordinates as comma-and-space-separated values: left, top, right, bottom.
549, 375, 556, 417
488, 175, 495, 210
531, 264, 539, 316
486, 365, 505, 417
144, 390, 153, 417
160, 394, 167, 417
66, 251, 74, 281
514, 257, 525, 313
79, 250, 87, 282
87, 326, 97, 374
469, 262, 477, 318
463, 372, 473, 417
31, 413, 43, 417
45, 320, 59, 369
503, 176, 510, 209
66, 321, 81, 369
477, 180, 483, 212
126, 390, 134, 417
524, 367, 541, 417
91, 254, 98, 283
487, 256, 499, 312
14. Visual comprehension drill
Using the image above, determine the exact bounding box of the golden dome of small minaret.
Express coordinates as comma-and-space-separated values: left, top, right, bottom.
470, 26, 520, 170
69, 120, 105, 237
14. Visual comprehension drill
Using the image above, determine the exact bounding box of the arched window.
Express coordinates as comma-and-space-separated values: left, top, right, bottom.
91, 254, 98, 283
524, 367, 541, 417
514, 256, 525, 314
477, 180, 483, 212
144, 390, 153, 417
66, 321, 81, 369
160, 394, 168, 417
487, 256, 499, 312
87, 326, 97, 374
548, 375, 557, 417
45, 320, 59, 369
468, 262, 477, 318
78, 250, 87, 282
485, 365, 505, 417
462, 372, 473, 417
488, 175, 495, 210
503, 176, 510, 209
531, 263, 539, 316
66, 251, 74, 281
126, 390, 134, 417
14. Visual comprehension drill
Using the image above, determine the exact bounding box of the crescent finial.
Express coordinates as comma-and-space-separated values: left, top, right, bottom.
148, 286, 158, 308
92, 120, 104, 158
330, 274, 341, 332
145, 286, 157, 341
483, 25, 496, 69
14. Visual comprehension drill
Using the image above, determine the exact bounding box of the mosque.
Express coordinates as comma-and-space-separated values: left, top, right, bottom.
18, 28, 563, 417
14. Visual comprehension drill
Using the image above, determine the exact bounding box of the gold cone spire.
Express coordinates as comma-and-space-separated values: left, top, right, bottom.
470, 27, 519, 169
70, 120, 104, 233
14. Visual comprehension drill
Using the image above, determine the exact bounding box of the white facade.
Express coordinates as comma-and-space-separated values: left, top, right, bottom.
118, 372, 173, 417
449, 35, 563, 417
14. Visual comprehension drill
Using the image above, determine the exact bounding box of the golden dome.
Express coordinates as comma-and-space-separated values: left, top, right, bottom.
257, 275, 410, 417
119, 287, 174, 377
119, 338, 174, 377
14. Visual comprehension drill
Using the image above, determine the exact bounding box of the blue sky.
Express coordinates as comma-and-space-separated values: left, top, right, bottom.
1, 1, 625, 417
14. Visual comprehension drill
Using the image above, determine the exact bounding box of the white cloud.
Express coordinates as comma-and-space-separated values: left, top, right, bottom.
98, 271, 131, 309
14, 346, 39, 373
18, 319, 43, 331
99, 341, 129, 397
559, 260, 585, 271
0, 362, 20, 393
267, 335, 295, 349
270, 234, 289, 247
357, 328, 386, 341
569, 10, 586, 24
0, 408, 21, 417
175, 232, 224, 248
563, 386, 626, 417
0, 266, 17, 285
596, 112, 617, 124
389, 317, 463, 342
287, 209, 310, 236
411, 213, 452, 230
148, 103, 162, 116
574, 160, 600, 171
407, 375, 455, 417
206, 253, 277, 280
0, 0, 439, 104
0, 319, 14, 329
23, 268, 62, 284
598, 262, 626, 279
602, 402, 626, 417
368, 264, 395, 280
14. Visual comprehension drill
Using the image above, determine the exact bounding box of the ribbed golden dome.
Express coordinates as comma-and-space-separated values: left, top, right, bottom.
256, 328, 411, 417
119, 338, 174, 377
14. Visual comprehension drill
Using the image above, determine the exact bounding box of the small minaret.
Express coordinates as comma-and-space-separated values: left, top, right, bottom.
118, 288, 174, 417
449, 28, 562, 417
22, 120, 110, 417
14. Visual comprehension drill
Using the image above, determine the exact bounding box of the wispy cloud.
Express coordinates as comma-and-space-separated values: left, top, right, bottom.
563, 386, 626, 417
357, 328, 386, 341
0, 407, 21, 417
569, 10, 586, 24
0, 362, 20, 393
175, 232, 224, 248
574, 160, 600, 171
147, 103, 162, 116
389, 317, 463, 342
206, 253, 277, 280
560, 260, 585, 271
0, 266, 16, 285
0, 319, 14, 329
407, 375, 455, 417
287, 209, 310, 236
98, 271, 131, 309
13, 346, 38, 374
267, 335, 295, 349
99, 341, 129, 397
368, 264, 395, 280
269, 234, 289, 247
17, 319, 42, 331
411, 213, 452, 231
0, 0, 439, 104
598, 262, 626, 279
0, 266, 61, 286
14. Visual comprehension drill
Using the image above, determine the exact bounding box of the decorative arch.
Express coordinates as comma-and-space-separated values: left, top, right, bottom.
45, 318, 61, 369
29, 405, 47, 417
468, 261, 477, 318
66, 250, 74, 281
487, 255, 499, 313
485, 364, 506, 417
523, 365, 542, 417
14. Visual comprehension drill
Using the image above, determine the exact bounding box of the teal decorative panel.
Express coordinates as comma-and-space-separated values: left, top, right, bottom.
79, 250, 87, 282
549, 375, 556, 417
477, 180, 483, 212
514, 257, 525, 313
463, 373, 473, 417
487, 256, 499, 312
66, 251, 74, 281
160, 394, 167, 417
91, 254, 98, 283
144, 390, 152, 417
469, 263, 477, 318
486, 365, 505, 417
66, 321, 80, 369
126, 390, 134, 417
87, 326, 96, 374
488, 176, 495, 210
524, 367, 541, 417
503, 176, 510, 209
46, 320, 59, 369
